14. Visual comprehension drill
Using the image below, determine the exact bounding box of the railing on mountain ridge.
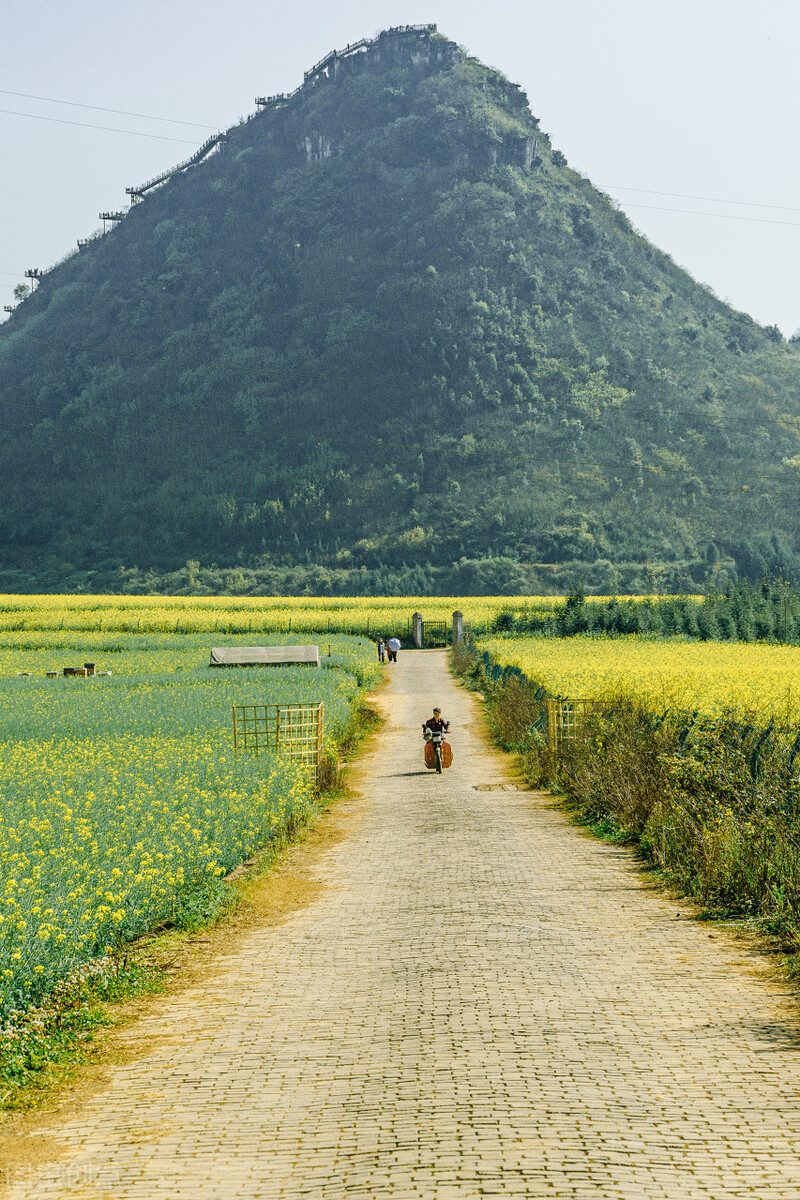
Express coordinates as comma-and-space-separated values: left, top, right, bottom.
5, 22, 442, 317
126, 131, 226, 200
256, 24, 438, 108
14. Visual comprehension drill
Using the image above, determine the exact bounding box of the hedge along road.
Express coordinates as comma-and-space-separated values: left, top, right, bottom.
4, 651, 800, 1198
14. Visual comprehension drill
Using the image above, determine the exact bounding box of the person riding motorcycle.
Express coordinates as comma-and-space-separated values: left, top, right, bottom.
422, 708, 451, 772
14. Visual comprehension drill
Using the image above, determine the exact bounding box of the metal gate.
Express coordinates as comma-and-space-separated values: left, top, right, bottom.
546, 698, 596, 751
421, 620, 449, 647
232, 702, 324, 773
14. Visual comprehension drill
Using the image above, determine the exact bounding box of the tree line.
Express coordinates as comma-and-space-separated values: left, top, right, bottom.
491, 578, 800, 642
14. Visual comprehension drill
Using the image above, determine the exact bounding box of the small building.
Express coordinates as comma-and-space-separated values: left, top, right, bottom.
209, 645, 321, 668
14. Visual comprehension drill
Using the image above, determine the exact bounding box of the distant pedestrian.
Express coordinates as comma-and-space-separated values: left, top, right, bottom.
377, 637, 386, 663
387, 636, 401, 663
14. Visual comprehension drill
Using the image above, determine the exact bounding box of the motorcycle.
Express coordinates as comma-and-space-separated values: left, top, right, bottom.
423, 726, 453, 773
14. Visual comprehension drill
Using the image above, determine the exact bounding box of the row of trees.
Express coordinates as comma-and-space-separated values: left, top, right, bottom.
0, 555, 792, 599
492, 578, 800, 643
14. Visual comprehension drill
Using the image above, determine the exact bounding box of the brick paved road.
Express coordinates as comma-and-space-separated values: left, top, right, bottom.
5, 651, 800, 1199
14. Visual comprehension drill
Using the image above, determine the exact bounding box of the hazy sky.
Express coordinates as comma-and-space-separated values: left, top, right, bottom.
3, 0, 799, 331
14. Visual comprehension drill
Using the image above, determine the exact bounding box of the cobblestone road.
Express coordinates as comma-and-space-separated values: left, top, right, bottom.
5, 651, 800, 1199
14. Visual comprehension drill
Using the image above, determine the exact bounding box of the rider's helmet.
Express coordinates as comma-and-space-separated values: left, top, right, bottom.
433, 707, 441, 715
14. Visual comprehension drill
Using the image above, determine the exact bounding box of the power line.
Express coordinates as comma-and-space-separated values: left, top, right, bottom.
605, 184, 800, 216
3, 88, 800, 249
3, 88, 800, 217
621, 201, 800, 229
0, 108, 201, 143
0, 88, 216, 129
1, 85, 799, 215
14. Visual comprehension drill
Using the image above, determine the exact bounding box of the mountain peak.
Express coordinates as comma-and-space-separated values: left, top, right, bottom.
262, 23, 456, 100
1, 31, 799, 593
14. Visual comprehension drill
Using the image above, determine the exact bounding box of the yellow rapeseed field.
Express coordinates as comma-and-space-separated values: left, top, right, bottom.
0, 594, 615, 635
480, 635, 800, 721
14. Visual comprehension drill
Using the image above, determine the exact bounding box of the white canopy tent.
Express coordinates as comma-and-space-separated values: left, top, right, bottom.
209, 645, 321, 668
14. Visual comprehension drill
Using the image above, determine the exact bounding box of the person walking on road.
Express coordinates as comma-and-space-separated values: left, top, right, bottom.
387, 636, 401, 663
377, 638, 386, 664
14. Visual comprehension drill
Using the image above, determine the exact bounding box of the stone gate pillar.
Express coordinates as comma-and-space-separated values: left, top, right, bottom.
452, 610, 464, 645
412, 611, 423, 649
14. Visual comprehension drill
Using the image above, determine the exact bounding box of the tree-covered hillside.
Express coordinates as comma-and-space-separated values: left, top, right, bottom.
2, 25, 800, 594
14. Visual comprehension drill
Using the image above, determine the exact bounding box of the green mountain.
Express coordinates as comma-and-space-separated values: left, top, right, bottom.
2, 23, 800, 595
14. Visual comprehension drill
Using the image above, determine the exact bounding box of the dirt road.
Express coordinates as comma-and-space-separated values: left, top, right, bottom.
4, 651, 800, 1198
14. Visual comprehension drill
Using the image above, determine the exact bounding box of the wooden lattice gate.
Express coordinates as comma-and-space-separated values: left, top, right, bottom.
232, 702, 324, 776
546, 698, 596, 751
